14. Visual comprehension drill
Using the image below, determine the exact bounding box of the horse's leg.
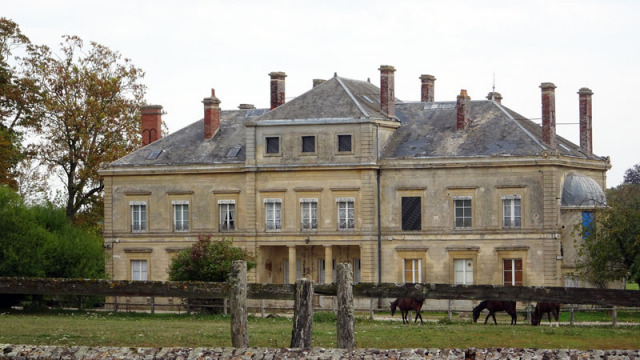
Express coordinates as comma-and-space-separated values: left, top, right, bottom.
547, 312, 552, 326
484, 312, 491, 325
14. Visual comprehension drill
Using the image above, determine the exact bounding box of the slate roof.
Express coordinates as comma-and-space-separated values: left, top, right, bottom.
109, 75, 603, 168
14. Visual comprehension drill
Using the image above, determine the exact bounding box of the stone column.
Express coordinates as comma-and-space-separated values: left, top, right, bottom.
324, 245, 333, 284
230, 260, 248, 348
288, 246, 297, 284
336, 263, 355, 349
290, 278, 314, 348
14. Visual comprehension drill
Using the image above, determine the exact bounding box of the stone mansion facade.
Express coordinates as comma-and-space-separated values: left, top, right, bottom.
100, 65, 609, 289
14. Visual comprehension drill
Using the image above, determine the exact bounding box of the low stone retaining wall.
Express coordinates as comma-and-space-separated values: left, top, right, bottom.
1, 345, 639, 359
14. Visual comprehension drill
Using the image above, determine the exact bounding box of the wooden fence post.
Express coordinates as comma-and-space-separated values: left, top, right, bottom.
527, 302, 532, 325
570, 305, 575, 325
114, 296, 118, 312
230, 260, 249, 348
612, 306, 618, 327
261, 299, 265, 318
448, 300, 452, 321
369, 298, 374, 320
224, 298, 228, 315
290, 278, 314, 348
150, 297, 155, 314
336, 263, 355, 349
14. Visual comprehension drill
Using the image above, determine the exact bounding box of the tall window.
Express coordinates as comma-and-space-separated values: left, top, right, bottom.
503, 259, 523, 286
503, 195, 521, 229
582, 211, 594, 238
454, 259, 473, 285
403, 258, 422, 283
130, 201, 146, 232
173, 201, 189, 232
401, 196, 421, 231
337, 198, 354, 230
454, 196, 472, 228
219, 201, 235, 231
266, 137, 280, 154
131, 260, 148, 281
265, 199, 282, 230
302, 136, 315, 153
300, 198, 317, 230
338, 134, 352, 152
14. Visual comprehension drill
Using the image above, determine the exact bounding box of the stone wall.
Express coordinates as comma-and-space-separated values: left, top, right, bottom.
1, 345, 638, 360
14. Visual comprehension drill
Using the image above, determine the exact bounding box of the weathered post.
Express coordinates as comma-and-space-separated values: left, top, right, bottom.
527, 302, 532, 324
261, 299, 265, 318
612, 306, 618, 327
290, 278, 314, 348
369, 298, 374, 320
114, 296, 118, 312
336, 263, 355, 349
150, 297, 155, 314
230, 260, 249, 348
570, 305, 575, 325
448, 300, 453, 321
224, 298, 228, 315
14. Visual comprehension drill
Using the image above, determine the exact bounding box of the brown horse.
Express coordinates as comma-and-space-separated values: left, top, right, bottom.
531, 302, 562, 326
390, 298, 424, 324
472, 300, 517, 325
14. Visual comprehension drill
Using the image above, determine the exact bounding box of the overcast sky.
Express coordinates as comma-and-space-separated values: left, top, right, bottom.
5, 0, 639, 186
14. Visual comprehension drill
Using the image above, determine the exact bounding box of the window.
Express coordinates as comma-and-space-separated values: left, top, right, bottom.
130, 201, 146, 232
454, 196, 472, 228
503, 259, 523, 286
265, 199, 282, 230
302, 136, 315, 153
403, 258, 422, 283
503, 196, 521, 229
582, 211, 594, 239
300, 198, 317, 230
173, 201, 189, 232
131, 260, 148, 281
353, 258, 361, 284
318, 259, 325, 284
219, 201, 235, 231
338, 134, 352, 152
337, 197, 355, 230
266, 137, 279, 154
454, 259, 473, 285
401, 196, 421, 231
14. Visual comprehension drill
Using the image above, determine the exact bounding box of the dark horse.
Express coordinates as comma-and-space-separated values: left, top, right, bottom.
390, 298, 424, 324
531, 302, 562, 326
472, 300, 517, 325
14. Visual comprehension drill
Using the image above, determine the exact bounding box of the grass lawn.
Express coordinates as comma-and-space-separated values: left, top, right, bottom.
0, 310, 639, 350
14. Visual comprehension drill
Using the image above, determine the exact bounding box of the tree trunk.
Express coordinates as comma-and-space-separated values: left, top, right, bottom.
336, 263, 355, 349
290, 278, 313, 348
230, 260, 248, 348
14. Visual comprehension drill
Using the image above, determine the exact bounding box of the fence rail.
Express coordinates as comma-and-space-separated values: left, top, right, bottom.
1, 277, 639, 306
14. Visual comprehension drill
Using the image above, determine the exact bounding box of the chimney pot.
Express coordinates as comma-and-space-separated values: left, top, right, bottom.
540, 82, 557, 149
578, 87, 594, 154
141, 104, 163, 147
203, 89, 221, 140
456, 90, 471, 130
420, 74, 436, 102
379, 65, 396, 118
269, 71, 287, 110
486, 92, 503, 103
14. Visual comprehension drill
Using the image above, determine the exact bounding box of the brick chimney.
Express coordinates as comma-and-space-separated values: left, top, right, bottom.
203, 89, 221, 140
486, 92, 503, 104
141, 105, 162, 147
379, 65, 396, 117
540, 82, 557, 149
578, 87, 593, 154
456, 90, 471, 130
269, 72, 287, 110
420, 74, 436, 102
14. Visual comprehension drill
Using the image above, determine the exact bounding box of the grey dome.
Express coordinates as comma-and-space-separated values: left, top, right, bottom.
561, 173, 606, 207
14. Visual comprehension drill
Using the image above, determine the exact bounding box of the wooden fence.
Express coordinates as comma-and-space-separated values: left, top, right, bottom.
1, 261, 640, 348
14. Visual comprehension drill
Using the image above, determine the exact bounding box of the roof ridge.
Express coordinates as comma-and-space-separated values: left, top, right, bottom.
336, 77, 370, 118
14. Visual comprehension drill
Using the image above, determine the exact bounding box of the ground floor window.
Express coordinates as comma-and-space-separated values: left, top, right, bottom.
454, 259, 473, 284
131, 260, 148, 281
503, 258, 522, 286
403, 258, 422, 283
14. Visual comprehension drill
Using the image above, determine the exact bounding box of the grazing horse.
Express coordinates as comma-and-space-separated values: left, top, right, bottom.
390, 298, 424, 324
472, 300, 517, 325
531, 302, 562, 327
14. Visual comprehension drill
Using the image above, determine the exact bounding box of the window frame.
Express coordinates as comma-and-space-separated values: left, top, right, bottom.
503, 258, 523, 286
336, 197, 355, 230
130, 201, 147, 232
402, 258, 422, 283
502, 195, 522, 229
337, 134, 353, 153
453, 196, 472, 229
172, 200, 189, 232
264, 198, 282, 231
401, 196, 422, 231
218, 200, 236, 231
131, 259, 148, 281
265, 136, 281, 155
301, 135, 316, 154
453, 258, 474, 285
300, 198, 318, 230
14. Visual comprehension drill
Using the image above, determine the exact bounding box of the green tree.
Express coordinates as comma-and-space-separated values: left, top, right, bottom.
168, 235, 256, 282
575, 183, 640, 287
22, 35, 146, 221
0, 18, 38, 189
623, 163, 640, 185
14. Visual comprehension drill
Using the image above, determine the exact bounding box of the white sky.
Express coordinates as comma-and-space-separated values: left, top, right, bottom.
5, 0, 639, 186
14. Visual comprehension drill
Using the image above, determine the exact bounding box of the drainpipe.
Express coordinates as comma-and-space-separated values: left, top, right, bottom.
377, 169, 382, 285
